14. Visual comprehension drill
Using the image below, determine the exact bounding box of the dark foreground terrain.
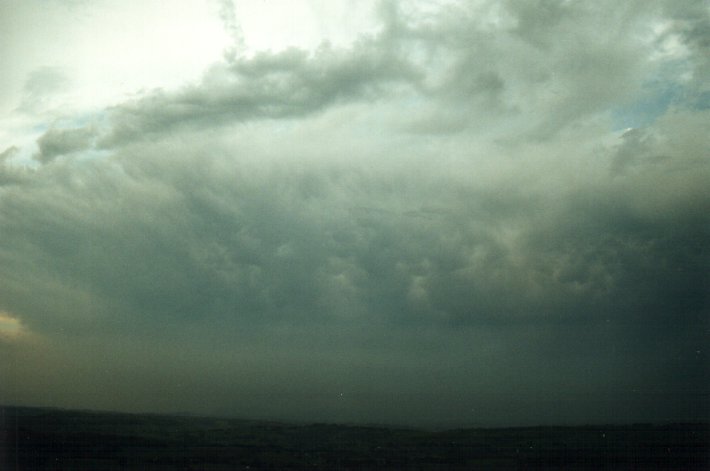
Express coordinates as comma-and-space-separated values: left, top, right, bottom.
1, 406, 707, 470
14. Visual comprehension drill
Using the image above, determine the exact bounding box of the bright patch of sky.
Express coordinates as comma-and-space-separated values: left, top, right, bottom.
0, 0, 381, 165
0, 312, 23, 337
610, 17, 699, 130
612, 72, 687, 130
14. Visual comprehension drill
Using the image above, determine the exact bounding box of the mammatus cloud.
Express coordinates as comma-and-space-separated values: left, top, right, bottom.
0, 0, 708, 426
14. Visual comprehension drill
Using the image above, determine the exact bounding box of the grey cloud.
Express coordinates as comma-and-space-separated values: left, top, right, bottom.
0, 146, 18, 163
18, 67, 70, 113
5, 111, 710, 327
610, 128, 657, 175
377, 0, 659, 137
660, 0, 710, 85
217, 0, 246, 60
0, 146, 29, 186
85, 0, 703, 146
1, 126, 707, 423
101, 42, 416, 147
1, 0, 709, 426
35, 126, 96, 163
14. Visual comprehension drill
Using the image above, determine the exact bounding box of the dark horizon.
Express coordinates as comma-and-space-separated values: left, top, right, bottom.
3, 395, 709, 431
3, 404, 709, 470
3, 403, 710, 431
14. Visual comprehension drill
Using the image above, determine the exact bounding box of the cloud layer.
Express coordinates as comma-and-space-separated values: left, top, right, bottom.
0, 0, 708, 426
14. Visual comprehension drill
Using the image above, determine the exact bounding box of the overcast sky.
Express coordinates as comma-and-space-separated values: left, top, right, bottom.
0, 0, 708, 427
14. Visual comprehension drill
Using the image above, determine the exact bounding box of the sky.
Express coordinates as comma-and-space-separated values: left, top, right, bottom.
0, 0, 708, 427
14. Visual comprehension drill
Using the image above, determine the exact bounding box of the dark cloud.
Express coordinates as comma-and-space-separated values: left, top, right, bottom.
0, 146, 28, 185
2, 113, 708, 424
0, 146, 18, 163
100, 41, 417, 147
34, 126, 96, 163
661, 0, 710, 79
92, 0, 655, 145
1, 0, 708, 426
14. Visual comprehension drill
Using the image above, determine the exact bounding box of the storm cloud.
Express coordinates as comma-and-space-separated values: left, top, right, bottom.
0, 0, 708, 427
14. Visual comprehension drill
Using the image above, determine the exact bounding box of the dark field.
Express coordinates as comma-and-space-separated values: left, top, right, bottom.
1, 405, 707, 470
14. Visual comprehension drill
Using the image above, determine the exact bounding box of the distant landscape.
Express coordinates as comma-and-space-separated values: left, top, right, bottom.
2, 405, 708, 470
